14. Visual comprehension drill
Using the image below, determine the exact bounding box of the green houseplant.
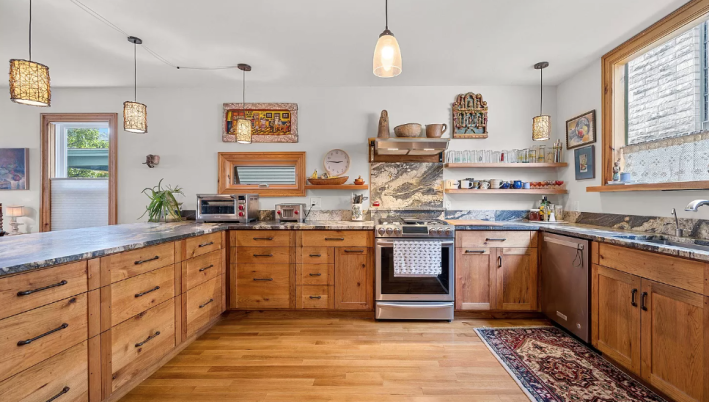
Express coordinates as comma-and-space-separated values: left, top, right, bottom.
139, 179, 184, 222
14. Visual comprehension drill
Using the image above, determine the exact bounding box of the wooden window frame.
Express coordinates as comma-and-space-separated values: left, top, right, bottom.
40, 113, 118, 232
589, 0, 709, 192
218, 152, 306, 197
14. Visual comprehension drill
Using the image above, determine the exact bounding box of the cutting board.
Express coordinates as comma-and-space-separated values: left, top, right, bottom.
444, 219, 504, 226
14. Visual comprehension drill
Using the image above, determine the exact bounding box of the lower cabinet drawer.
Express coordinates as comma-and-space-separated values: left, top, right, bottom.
184, 250, 221, 291
0, 341, 88, 402
185, 276, 222, 338
110, 298, 175, 392
0, 293, 88, 381
456, 231, 536, 248
236, 264, 291, 309
297, 285, 333, 309
110, 265, 175, 326
297, 264, 333, 286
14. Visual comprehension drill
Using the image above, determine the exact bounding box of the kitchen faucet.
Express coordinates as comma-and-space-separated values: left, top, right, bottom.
671, 208, 682, 237
685, 199, 709, 212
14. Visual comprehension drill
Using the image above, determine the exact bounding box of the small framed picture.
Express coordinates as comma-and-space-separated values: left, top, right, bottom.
566, 110, 596, 150
0, 148, 29, 190
574, 145, 595, 180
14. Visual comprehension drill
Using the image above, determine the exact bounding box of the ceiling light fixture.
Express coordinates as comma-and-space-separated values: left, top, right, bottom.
532, 61, 550, 141
123, 36, 148, 133
373, 0, 402, 78
235, 64, 252, 144
9, 0, 51, 107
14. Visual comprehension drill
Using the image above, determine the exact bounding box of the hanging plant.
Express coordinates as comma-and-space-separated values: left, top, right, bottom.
139, 179, 184, 222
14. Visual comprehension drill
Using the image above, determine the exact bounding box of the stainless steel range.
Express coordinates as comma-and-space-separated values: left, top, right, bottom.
375, 218, 455, 321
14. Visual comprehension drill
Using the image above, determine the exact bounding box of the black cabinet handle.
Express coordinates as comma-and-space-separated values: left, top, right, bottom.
344, 249, 364, 253
135, 331, 161, 348
198, 241, 214, 248
199, 298, 214, 309
45, 386, 70, 402
253, 254, 273, 257
135, 256, 159, 265
309, 254, 322, 257
253, 278, 273, 281
309, 273, 322, 277
631, 289, 638, 307
253, 237, 274, 241
135, 286, 160, 298
641, 292, 648, 311
497, 256, 502, 268
17, 323, 68, 346
464, 250, 485, 254
199, 264, 214, 272
17, 280, 68, 296
309, 295, 322, 299
325, 237, 345, 241
486, 238, 507, 242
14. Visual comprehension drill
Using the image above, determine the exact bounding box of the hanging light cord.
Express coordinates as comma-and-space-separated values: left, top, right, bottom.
539, 67, 543, 115
385, 0, 388, 29
69, 0, 238, 71
242, 69, 246, 116
133, 42, 137, 101
28, 0, 32, 60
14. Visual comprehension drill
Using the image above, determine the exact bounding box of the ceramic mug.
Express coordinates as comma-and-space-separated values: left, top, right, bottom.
500, 181, 510, 189
479, 180, 491, 190
472, 180, 480, 189
426, 123, 448, 138
460, 180, 473, 189
447, 179, 460, 189
620, 172, 632, 182
513, 180, 523, 189
490, 179, 501, 189
523, 182, 531, 189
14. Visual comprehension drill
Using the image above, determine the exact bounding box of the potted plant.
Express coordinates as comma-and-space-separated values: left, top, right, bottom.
139, 179, 184, 222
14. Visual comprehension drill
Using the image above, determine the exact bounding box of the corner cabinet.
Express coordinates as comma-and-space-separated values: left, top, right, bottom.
592, 243, 708, 402
455, 231, 538, 312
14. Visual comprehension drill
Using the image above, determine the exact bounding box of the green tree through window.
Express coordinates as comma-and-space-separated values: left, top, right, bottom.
67, 128, 109, 178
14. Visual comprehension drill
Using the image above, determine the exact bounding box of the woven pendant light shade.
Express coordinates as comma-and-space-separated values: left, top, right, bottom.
235, 118, 252, 144
532, 115, 551, 141
123, 101, 147, 133
9, 59, 50, 107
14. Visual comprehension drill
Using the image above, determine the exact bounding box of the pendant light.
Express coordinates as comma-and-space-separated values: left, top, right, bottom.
373, 0, 402, 78
9, 0, 51, 107
235, 63, 252, 144
532, 61, 551, 141
123, 36, 148, 133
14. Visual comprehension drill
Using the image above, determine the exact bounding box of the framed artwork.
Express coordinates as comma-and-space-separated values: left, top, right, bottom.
566, 110, 596, 149
223, 103, 298, 143
452, 93, 488, 139
574, 145, 595, 180
0, 148, 29, 190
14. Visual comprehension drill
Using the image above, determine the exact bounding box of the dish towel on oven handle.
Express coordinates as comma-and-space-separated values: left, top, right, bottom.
393, 240, 442, 277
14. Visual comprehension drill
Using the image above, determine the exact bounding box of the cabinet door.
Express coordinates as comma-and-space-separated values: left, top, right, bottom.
455, 248, 495, 310
334, 247, 372, 310
592, 265, 642, 374
640, 279, 705, 402
496, 248, 537, 311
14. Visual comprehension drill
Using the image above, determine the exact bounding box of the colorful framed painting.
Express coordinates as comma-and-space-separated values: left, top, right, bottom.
0, 148, 29, 190
574, 145, 595, 180
566, 110, 596, 150
222, 103, 298, 143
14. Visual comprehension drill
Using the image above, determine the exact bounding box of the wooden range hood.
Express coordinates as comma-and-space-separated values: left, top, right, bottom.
368, 137, 449, 163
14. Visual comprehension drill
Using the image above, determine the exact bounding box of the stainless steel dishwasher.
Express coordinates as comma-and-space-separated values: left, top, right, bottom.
541, 232, 591, 342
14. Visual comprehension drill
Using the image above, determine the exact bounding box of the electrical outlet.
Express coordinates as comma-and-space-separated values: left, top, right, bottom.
445, 200, 452, 210
571, 201, 580, 212
310, 197, 322, 209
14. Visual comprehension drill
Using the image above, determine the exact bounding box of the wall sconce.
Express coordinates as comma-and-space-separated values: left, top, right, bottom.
143, 154, 160, 168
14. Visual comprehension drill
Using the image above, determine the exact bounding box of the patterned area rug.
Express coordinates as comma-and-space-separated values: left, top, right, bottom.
475, 326, 666, 402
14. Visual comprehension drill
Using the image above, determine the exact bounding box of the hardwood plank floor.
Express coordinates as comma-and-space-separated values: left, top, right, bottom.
119, 312, 548, 402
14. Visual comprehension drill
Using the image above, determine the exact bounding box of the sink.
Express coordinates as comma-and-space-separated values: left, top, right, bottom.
642, 238, 709, 252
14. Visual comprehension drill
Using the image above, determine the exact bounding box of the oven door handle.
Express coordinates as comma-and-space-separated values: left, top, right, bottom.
376, 302, 454, 309
376, 240, 454, 247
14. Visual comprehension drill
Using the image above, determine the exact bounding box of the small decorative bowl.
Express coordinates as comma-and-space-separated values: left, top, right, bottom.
394, 123, 423, 137
307, 176, 349, 185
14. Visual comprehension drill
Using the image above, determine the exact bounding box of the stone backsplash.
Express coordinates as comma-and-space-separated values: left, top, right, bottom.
370, 162, 443, 210
566, 211, 709, 239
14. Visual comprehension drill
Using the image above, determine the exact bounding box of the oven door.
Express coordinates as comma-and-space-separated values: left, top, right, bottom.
197, 197, 237, 221
376, 238, 455, 302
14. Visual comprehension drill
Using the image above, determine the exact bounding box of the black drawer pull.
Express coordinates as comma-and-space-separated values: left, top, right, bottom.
253, 278, 273, 281
17, 280, 68, 296
309, 273, 322, 277
253, 237, 274, 241
199, 264, 214, 272
17, 323, 68, 346
135, 286, 160, 298
135, 255, 159, 265
198, 241, 214, 248
46, 386, 70, 402
135, 331, 161, 348
641, 292, 648, 311
309, 295, 322, 299
325, 237, 345, 241
486, 238, 507, 242
309, 254, 322, 257
344, 249, 364, 253
253, 253, 273, 257
497, 256, 502, 268
199, 298, 214, 309
631, 289, 638, 307
464, 250, 485, 254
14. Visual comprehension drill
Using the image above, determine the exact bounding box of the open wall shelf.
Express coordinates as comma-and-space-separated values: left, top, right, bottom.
444, 163, 567, 168
305, 184, 369, 190
445, 189, 567, 195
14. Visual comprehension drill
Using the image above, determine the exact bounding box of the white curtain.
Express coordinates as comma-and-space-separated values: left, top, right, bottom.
50, 179, 108, 231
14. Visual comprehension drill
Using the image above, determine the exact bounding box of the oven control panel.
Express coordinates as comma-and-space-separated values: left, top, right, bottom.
375, 225, 454, 238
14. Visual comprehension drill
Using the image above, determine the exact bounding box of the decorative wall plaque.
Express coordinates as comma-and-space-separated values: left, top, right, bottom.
452, 93, 488, 139
223, 103, 298, 143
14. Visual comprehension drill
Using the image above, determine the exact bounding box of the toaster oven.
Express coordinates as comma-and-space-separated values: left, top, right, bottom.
275, 203, 307, 223
196, 194, 259, 223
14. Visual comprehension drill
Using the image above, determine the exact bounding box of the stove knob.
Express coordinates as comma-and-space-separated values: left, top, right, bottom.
238, 212, 244, 217
437, 228, 443, 235
238, 205, 244, 211
377, 227, 386, 235
386, 227, 394, 235
429, 228, 437, 235
393, 228, 401, 235
294, 210, 299, 215
445, 228, 452, 236
276, 210, 281, 215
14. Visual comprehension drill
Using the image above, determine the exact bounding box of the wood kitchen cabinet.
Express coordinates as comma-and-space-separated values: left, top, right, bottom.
334, 247, 373, 310
455, 248, 495, 310
496, 248, 538, 311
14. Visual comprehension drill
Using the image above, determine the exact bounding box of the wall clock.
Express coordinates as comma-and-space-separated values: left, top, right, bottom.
323, 149, 351, 177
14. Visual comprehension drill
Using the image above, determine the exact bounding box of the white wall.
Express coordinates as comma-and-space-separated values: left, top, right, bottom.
0, 84, 556, 233
555, 61, 709, 220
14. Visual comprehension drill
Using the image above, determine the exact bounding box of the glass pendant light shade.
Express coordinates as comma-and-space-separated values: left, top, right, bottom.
373, 31, 402, 78
532, 115, 551, 141
9, 59, 51, 106
235, 118, 252, 144
123, 101, 147, 133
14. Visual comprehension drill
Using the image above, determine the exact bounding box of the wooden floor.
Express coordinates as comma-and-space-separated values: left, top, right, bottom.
119, 312, 549, 402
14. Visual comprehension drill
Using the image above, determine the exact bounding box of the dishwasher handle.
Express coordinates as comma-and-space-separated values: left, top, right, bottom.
544, 236, 585, 250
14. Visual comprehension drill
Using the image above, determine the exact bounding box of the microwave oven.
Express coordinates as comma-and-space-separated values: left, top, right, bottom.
196, 194, 259, 223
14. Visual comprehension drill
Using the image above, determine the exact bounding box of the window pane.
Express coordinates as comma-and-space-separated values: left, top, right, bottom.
233, 166, 296, 185
66, 128, 109, 178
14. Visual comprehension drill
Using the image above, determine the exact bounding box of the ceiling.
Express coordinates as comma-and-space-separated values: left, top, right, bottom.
0, 0, 689, 88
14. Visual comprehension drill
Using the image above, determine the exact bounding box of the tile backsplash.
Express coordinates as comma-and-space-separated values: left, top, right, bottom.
370, 162, 443, 210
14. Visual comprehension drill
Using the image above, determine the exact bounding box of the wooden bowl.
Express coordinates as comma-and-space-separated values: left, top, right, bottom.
394, 123, 423, 137
307, 176, 348, 185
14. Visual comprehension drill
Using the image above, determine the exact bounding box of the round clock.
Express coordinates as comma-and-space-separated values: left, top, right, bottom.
323, 149, 351, 177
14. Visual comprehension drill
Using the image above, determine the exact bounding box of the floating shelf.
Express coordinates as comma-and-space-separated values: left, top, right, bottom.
445, 188, 567, 194
444, 163, 568, 168
305, 184, 369, 190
